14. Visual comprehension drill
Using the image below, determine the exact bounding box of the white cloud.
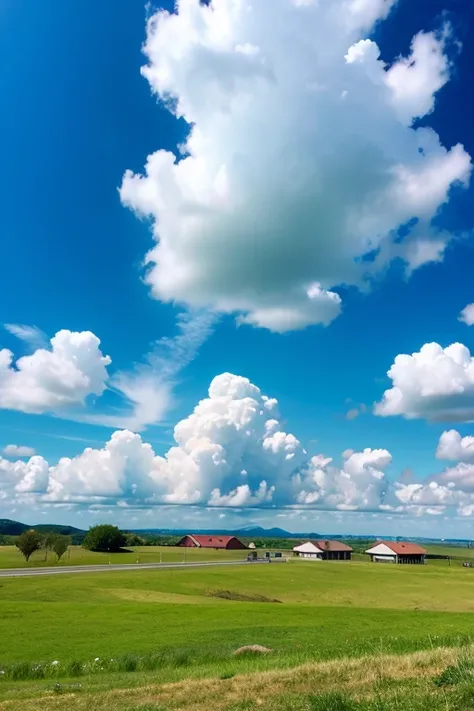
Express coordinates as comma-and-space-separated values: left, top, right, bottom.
4, 324, 48, 350
0, 454, 49, 495
120, 0, 470, 333
294, 448, 392, 510
0, 315, 213, 431
434, 462, 474, 493
436, 430, 474, 461
82, 310, 215, 431
44, 430, 171, 503
0, 371, 392, 513
0, 330, 111, 415
375, 342, 474, 422
3, 444, 36, 458
149, 372, 306, 505
459, 303, 474, 326
6, 370, 474, 521
384, 28, 451, 125
208, 481, 275, 507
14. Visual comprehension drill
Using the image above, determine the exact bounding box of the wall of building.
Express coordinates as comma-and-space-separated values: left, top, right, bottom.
225, 538, 247, 550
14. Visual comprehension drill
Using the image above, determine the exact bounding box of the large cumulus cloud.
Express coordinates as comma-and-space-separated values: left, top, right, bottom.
375, 342, 474, 422
120, 0, 471, 332
0, 372, 393, 512
4, 372, 474, 519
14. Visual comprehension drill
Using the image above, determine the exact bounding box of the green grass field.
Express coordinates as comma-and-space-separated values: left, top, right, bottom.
0, 544, 249, 569
2, 549, 474, 709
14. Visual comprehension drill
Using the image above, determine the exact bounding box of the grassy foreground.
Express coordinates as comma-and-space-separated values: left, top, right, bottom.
2, 560, 474, 709
2, 646, 474, 710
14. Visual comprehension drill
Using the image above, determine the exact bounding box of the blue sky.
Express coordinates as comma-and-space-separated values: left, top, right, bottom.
1, 0, 474, 537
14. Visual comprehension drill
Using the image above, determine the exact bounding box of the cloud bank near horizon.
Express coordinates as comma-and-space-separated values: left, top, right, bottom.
2, 371, 474, 521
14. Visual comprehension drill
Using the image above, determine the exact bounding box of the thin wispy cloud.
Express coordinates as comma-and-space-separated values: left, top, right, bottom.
78, 310, 217, 431
4, 323, 48, 350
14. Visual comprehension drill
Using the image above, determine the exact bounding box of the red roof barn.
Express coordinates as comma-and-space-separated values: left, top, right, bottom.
176, 534, 247, 550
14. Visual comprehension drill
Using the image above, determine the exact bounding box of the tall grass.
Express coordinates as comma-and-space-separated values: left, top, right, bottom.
2, 634, 474, 683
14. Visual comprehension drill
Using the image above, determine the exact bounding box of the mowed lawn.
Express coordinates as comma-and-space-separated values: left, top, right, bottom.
0, 544, 248, 568
2, 560, 474, 667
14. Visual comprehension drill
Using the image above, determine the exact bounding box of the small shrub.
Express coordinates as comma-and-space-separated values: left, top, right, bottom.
220, 671, 235, 680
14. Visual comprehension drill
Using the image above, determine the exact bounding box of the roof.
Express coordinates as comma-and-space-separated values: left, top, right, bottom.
293, 541, 324, 553
312, 539, 354, 552
369, 541, 427, 555
186, 534, 239, 548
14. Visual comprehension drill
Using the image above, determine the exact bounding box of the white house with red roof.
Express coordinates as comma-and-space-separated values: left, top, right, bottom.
365, 541, 426, 565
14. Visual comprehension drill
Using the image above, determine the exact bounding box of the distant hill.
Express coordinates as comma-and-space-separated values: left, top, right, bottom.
0, 519, 86, 543
130, 526, 312, 539
0, 519, 29, 536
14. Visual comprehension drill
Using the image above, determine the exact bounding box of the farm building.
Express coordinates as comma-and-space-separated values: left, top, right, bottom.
176, 534, 247, 550
293, 540, 353, 561
365, 541, 426, 564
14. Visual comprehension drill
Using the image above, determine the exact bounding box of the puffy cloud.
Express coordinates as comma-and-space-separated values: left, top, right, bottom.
434, 462, 474, 493
436, 430, 474, 461
151, 373, 306, 505
120, 0, 471, 333
208, 481, 275, 507
0, 455, 49, 495
3, 444, 36, 458
45, 430, 171, 503
384, 28, 451, 125
294, 448, 392, 510
0, 372, 394, 513
459, 303, 474, 326
0, 330, 111, 414
7, 370, 474, 520
375, 342, 474, 422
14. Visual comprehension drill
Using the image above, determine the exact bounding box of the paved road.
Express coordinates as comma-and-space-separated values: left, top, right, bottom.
0, 558, 285, 578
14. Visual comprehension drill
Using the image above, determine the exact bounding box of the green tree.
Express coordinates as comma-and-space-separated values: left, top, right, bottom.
41, 532, 58, 561
124, 532, 146, 547
15, 530, 43, 562
83, 524, 125, 552
52, 534, 71, 561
